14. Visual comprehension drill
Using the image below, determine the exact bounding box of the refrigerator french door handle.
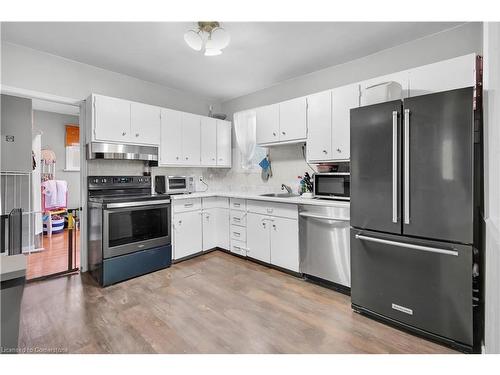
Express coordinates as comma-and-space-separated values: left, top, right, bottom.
404, 108, 410, 225
355, 234, 459, 257
392, 110, 398, 223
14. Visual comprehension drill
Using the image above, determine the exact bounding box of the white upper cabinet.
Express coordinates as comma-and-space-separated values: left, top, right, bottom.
331, 84, 359, 161
408, 54, 476, 97
130, 102, 161, 145
278, 97, 307, 142
306, 90, 332, 162
160, 108, 183, 165
216, 120, 232, 167
93, 94, 131, 142
201, 117, 217, 166
181, 113, 201, 165
256, 104, 280, 144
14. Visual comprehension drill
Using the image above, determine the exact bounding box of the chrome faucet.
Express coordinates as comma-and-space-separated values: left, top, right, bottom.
281, 184, 293, 194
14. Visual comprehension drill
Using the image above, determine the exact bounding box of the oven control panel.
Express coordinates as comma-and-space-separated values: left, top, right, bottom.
88, 176, 151, 189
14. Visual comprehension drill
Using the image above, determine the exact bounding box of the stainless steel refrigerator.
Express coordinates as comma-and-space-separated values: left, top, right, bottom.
350, 86, 483, 353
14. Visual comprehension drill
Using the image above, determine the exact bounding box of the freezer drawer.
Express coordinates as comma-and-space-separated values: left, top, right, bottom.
350, 228, 473, 346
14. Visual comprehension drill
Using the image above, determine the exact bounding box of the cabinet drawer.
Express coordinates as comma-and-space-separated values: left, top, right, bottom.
173, 198, 202, 213
230, 225, 246, 242
247, 200, 298, 219
231, 240, 247, 257
230, 211, 247, 226
202, 197, 223, 209
230, 198, 246, 211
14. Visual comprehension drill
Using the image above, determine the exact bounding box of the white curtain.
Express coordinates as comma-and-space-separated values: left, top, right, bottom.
233, 109, 257, 169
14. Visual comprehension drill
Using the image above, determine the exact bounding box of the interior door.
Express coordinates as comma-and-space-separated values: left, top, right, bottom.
350, 100, 402, 234
201, 117, 217, 166
160, 109, 182, 165
402, 87, 474, 244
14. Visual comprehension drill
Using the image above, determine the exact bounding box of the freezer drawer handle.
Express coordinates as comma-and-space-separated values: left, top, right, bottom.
404, 108, 410, 225
392, 110, 398, 224
355, 234, 458, 257
299, 212, 350, 222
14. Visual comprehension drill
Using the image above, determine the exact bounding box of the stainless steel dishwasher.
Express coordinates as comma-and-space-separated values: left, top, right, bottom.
299, 204, 351, 290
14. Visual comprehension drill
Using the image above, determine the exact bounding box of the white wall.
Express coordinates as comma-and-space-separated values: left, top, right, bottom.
0, 41, 219, 116
483, 22, 500, 354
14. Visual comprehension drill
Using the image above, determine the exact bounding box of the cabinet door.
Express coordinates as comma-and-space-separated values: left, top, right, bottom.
181, 113, 201, 165
216, 120, 232, 167
271, 217, 299, 272
202, 209, 217, 251
246, 213, 271, 263
201, 117, 217, 166
279, 97, 306, 142
306, 90, 332, 161
408, 54, 476, 97
130, 102, 161, 145
93, 95, 131, 142
160, 108, 183, 165
256, 104, 279, 144
331, 84, 359, 161
215, 208, 230, 250
173, 211, 202, 259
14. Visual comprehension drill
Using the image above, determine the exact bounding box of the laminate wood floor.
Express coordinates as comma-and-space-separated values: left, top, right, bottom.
19, 250, 457, 354
26, 229, 80, 280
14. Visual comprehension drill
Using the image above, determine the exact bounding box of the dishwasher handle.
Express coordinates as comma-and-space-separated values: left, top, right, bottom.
299, 212, 350, 222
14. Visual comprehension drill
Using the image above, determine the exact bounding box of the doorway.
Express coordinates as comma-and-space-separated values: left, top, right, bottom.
1, 94, 82, 280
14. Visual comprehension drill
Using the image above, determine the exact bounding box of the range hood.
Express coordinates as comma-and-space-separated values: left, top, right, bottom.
87, 142, 158, 162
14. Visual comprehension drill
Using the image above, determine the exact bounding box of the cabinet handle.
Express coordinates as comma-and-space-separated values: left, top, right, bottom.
122, 132, 127, 136
336, 148, 341, 153
266, 208, 273, 213
185, 157, 189, 160
233, 203, 240, 207
135, 133, 139, 137
233, 232, 241, 237
272, 224, 276, 230
323, 150, 328, 154
282, 131, 286, 135
233, 217, 241, 222
176, 156, 179, 160
273, 132, 277, 136
184, 203, 194, 208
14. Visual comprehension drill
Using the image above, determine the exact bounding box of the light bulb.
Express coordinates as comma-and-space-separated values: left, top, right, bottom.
184, 29, 203, 51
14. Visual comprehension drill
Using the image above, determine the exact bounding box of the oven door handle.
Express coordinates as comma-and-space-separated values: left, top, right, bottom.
105, 199, 171, 209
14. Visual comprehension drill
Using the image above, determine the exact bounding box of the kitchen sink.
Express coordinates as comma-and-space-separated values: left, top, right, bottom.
260, 193, 299, 198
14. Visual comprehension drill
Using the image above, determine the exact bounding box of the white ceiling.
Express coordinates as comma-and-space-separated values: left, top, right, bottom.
1, 22, 464, 101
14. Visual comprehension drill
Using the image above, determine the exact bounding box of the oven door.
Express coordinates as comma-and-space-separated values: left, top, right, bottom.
313, 173, 350, 200
166, 177, 188, 193
103, 200, 171, 259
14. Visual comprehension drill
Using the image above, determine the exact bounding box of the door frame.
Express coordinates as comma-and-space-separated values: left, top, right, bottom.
1, 85, 88, 274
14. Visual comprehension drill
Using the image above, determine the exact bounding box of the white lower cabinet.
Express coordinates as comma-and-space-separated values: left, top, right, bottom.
173, 210, 202, 260
270, 216, 299, 272
202, 208, 218, 251
215, 207, 230, 250
246, 213, 271, 263
246, 202, 299, 272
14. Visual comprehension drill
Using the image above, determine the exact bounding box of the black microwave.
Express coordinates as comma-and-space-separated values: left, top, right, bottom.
313, 172, 350, 200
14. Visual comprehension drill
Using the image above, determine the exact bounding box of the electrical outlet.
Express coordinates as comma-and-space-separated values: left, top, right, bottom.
199, 176, 204, 182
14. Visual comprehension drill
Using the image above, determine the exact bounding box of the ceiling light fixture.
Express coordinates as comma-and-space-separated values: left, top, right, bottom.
184, 22, 230, 56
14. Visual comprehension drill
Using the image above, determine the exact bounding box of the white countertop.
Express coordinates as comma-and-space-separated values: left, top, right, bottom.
170, 191, 350, 208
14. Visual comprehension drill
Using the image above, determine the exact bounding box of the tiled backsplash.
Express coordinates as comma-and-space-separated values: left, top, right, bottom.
88, 144, 317, 195
152, 143, 317, 195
